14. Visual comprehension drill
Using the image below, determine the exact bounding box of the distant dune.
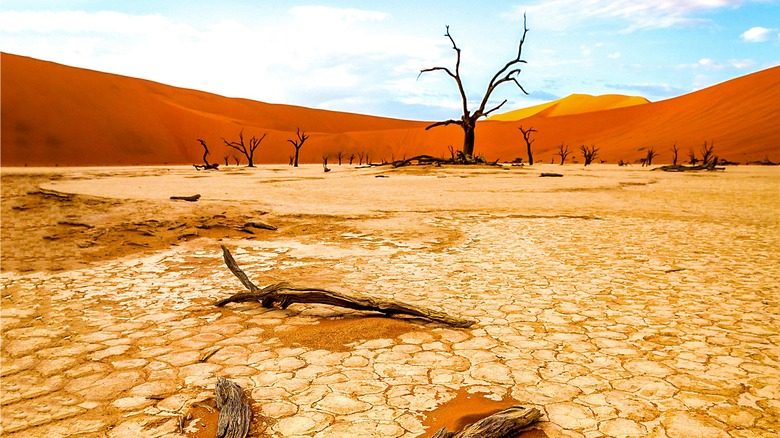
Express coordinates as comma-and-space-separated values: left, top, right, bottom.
490, 94, 649, 121
2, 52, 779, 166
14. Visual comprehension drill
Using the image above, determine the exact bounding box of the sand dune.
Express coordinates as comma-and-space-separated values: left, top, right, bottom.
2, 52, 778, 166
489, 93, 649, 121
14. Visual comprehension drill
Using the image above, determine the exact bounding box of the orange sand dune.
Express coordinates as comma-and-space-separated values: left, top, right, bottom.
490, 93, 649, 121
2, 52, 778, 166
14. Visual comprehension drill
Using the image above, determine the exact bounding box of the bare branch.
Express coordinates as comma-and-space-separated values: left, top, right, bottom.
425, 119, 464, 130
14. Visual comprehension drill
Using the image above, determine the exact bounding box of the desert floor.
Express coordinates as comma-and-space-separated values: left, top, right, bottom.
2, 164, 779, 437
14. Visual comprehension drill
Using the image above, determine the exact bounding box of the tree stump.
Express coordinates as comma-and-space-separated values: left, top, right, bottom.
215, 377, 251, 438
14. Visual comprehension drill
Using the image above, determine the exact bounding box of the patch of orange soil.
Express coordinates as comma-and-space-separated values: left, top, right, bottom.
421, 389, 547, 437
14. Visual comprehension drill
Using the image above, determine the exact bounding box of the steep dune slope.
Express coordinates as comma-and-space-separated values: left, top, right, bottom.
490, 94, 649, 121
2, 52, 778, 166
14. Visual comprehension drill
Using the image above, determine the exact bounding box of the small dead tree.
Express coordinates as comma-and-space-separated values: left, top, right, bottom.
357, 152, 365, 166
322, 155, 330, 172
518, 126, 537, 165
194, 139, 219, 170
232, 155, 241, 166
701, 140, 715, 165
580, 144, 599, 166
223, 129, 266, 167
349, 153, 356, 165
643, 147, 659, 167
556, 143, 571, 165
287, 128, 309, 168
687, 146, 699, 165
420, 15, 530, 160
223, 155, 229, 167
671, 143, 679, 166
336, 151, 345, 165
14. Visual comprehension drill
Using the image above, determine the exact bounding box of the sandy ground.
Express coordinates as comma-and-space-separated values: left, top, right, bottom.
1, 163, 779, 437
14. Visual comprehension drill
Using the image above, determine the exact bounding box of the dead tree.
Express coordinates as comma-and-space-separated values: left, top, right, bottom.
232, 155, 241, 166
223, 156, 229, 167
700, 140, 715, 165
687, 146, 699, 165
643, 147, 659, 167
217, 245, 475, 327
671, 143, 679, 166
223, 129, 266, 167
518, 126, 536, 165
556, 143, 571, 165
194, 139, 219, 170
349, 153, 356, 165
580, 144, 599, 166
288, 128, 309, 167
336, 151, 344, 165
357, 152, 365, 166
420, 15, 530, 160
322, 155, 330, 172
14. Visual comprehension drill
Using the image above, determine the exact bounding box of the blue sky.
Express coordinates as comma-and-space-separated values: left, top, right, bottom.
2, 1, 778, 120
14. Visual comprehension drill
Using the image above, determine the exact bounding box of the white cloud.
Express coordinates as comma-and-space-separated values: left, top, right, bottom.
608, 52, 621, 59
740, 26, 776, 42
515, 0, 760, 31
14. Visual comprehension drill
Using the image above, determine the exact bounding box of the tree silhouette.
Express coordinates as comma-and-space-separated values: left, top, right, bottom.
420, 15, 530, 160
223, 129, 266, 167
518, 126, 537, 165
671, 143, 679, 166
288, 128, 309, 168
556, 143, 571, 165
580, 145, 599, 166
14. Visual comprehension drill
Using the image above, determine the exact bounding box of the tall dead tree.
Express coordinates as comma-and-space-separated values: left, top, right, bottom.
671, 143, 679, 166
288, 128, 309, 168
518, 126, 537, 165
223, 129, 266, 167
556, 143, 571, 165
643, 147, 659, 167
700, 140, 715, 165
580, 144, 599, 166
420, 15, 530, 161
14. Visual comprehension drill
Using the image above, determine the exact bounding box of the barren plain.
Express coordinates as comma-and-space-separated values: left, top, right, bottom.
2, 164, 779, 437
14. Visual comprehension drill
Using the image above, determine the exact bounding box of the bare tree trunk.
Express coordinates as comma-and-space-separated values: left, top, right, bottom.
431, 406, 542, 438
215, 377, 251, 438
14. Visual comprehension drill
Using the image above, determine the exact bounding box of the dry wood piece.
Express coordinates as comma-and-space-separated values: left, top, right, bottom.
30, 188, 73, 199
243, 221, 277, 231
215, 377, 251, 438
431, 406, 542, 438
217, 245, 475, 328
170, 194, 201, 202
540, 172, 563, 177
57, 221, 94, 229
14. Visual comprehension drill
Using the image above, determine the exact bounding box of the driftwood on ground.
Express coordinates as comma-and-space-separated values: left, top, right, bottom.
217, 245, 475, 328
540, 172, 563, 177
656, 158, 724, 172
372, 154, 501, 168
215, 377, 251, 438
431, 406, 543, 438
170, 194, 202, 202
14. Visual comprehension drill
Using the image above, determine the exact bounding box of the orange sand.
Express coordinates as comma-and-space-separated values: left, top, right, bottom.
2, 52, 779, 166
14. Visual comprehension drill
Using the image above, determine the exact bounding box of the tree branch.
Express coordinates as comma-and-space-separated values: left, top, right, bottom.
426, 119, 464, 130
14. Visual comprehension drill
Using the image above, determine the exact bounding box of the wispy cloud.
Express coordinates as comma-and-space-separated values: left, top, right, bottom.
514, 0, 759, 31
606, 82, 686, 98
740, 26, 777, 42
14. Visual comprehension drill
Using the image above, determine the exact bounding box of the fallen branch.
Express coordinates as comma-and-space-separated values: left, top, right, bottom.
243, 221, 277, 231
431, 406, 542, 438
170, 194, 201, 202
30, 188, 73, 200
215, 377, 251, 438
57, 221, 94, 229
217, 245, 475, 328
540, 172, 563, 177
